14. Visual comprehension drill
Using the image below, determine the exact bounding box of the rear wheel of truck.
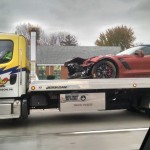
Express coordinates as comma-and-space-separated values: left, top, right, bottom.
145, 109, 150, 116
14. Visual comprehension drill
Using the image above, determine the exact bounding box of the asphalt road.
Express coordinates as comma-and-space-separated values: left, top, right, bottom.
0, 109, 149, 150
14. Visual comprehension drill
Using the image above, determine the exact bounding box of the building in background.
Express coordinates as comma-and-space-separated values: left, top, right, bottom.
36, 46, 121, 79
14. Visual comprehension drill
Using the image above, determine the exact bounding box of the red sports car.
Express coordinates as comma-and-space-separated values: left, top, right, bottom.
64, 45, 150, 79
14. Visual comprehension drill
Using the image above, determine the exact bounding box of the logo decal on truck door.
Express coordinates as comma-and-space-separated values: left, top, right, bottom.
0, 77, 9, 87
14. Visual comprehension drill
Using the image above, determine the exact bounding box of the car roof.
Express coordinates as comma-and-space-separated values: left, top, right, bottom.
139, 44, 150, 47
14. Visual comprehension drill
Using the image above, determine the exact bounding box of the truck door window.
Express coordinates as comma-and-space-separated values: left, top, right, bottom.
0, 40, 13, 64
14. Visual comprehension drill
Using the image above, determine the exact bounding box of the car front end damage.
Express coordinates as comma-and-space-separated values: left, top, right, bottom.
64, 57, 94, 79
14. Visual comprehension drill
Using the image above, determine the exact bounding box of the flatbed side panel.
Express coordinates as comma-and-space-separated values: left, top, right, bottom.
60, 92, 105, 112
29, 78, 150, 92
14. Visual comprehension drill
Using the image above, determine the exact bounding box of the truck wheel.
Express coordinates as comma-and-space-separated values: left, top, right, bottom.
145, 109, 150, 116
92, 60, 117, 78
21, 99, 29, 120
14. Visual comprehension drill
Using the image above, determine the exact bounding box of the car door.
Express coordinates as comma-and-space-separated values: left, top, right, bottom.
140, 46, 150, 76
122, 46, 150, 77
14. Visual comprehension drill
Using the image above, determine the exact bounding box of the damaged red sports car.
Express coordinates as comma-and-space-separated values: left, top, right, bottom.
64, 45, 150, 79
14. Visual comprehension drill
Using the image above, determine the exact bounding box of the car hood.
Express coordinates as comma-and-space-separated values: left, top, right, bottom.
83, 54, 134, 65
86, 54, 114, 62
88, 54, 133, 61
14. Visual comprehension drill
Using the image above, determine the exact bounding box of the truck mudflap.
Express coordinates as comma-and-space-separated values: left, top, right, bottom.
60, 92, 105, 112
0, 99, 21, 119
21, 99, 29, 119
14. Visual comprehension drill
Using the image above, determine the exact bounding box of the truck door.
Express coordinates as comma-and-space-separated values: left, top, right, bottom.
18, 35, 29, 96
0, 35, 20, 98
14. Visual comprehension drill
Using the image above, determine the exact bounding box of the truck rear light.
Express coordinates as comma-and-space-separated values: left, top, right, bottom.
31, 86, 35, 90
133, 83, 137, 88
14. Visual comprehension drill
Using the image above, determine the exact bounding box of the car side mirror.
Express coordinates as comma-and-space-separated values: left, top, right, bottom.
135, 50, 144, 57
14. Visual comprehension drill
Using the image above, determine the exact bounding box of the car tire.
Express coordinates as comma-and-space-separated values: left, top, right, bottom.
91, 60, 117, 78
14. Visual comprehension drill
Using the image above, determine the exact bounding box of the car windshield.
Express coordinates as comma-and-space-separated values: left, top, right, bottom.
116, 46, 145, 56
0, 40, 13, 64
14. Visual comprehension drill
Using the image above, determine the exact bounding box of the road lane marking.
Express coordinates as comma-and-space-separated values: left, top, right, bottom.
58, 127, 149, 135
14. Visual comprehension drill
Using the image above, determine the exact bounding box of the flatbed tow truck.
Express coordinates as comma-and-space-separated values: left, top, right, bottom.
0, 32, 150, 120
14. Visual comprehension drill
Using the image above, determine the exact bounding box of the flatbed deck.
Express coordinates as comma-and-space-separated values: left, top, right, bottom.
29, 78, 150, 92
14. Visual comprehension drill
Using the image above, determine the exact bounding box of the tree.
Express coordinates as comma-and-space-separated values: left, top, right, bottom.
95, 25, 136, 51
15, 23, 78, 46
60, 34, 78, 46
15, 23, 42, 45
46, 32, 67, 46
45, 32, 78, 46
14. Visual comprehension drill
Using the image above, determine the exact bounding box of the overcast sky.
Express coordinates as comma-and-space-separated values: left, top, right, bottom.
0, 0, 150, 46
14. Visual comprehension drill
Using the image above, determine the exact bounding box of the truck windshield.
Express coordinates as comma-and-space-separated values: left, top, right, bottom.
0, 40, 13, 64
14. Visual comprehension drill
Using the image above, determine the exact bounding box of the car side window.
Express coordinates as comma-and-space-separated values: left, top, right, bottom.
143, 47, 150, 55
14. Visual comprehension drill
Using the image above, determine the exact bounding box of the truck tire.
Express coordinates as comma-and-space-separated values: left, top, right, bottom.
145, 109, 150, 116
127, 107, 138, 112
21, 99, 29, 120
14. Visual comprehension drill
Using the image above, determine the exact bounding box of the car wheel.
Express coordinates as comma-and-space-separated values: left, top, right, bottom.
91, 60, 117, 78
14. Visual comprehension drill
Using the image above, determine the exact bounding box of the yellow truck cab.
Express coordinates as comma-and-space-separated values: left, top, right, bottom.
0, 33, 29, 119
